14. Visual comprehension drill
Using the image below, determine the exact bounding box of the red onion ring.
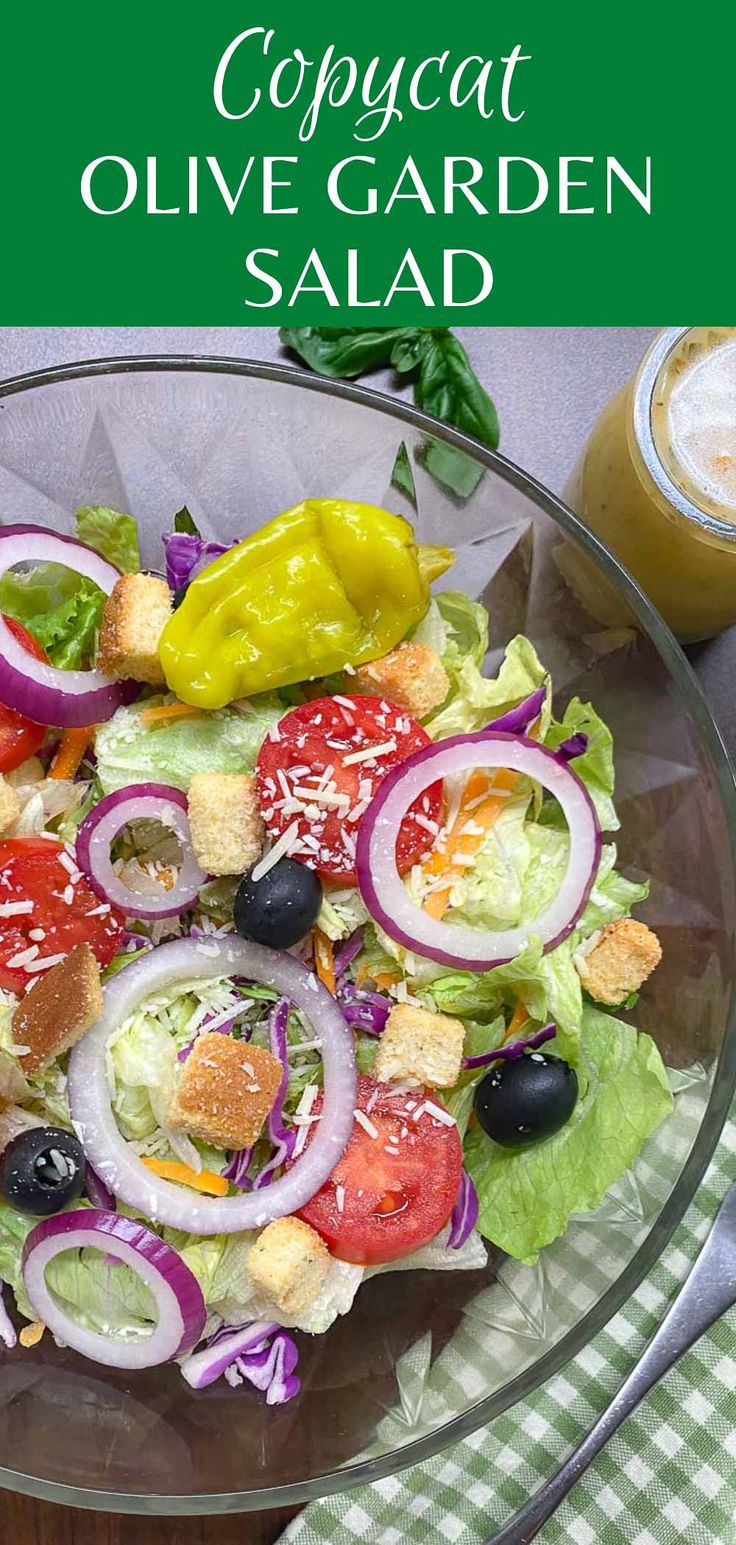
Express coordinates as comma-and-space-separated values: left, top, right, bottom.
21, 1208, 206, 1369
76, 783, 206, 919
0, 526, 137, 726
67, 936, 357, 1233
356, 731, 601, 970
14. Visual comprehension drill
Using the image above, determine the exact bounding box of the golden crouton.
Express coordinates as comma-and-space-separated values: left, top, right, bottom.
168, 1032, 282, 1150
0, 775, 21, 836
374, 1002, 465, 1089
12, 942, 103, 1074
354, 643, 449, 720
187, 772, 264, 876
97, 573, 172, 686
575, 918, 662, 1006
247, 1216, 330, 1315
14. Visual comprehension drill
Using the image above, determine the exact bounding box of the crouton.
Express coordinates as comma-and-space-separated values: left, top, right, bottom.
575, 918, 662, 1006
168, 1032, 282, 1150
97, 572, 172, 686
247, 1216, 330, 1315
353, 643, 449, 720
12, 942, 103, 1074
187, 772, 265, 876
374, 1002, 465, 1089
0, 775, 21, 836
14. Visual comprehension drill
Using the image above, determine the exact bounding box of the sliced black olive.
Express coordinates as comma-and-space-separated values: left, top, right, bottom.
234, 858, 323, 950
0, 1126, 86, 1216
474, 1052, 578, 1149
172, 584, 189, 610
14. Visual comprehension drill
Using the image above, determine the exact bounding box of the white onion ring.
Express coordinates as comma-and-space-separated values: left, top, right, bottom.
22, 1208, 206, 1368
356, 730, 601, 970
67, 937, 357, 1233
0, 525, 136, 726
76, 783, 206, 919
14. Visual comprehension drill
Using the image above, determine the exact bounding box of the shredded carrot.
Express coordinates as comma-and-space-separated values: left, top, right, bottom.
141, 1158, 229, 1196
504, 1001, 529, 1041
313, 929, 336, 995
420, 713, 543, 922
421, 767, 520, 921
355, 961, 400, 990
138, 702, 204, 726
50, 726, 95, 780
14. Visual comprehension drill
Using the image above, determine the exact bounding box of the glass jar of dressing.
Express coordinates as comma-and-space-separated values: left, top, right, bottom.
566, 327, 736, 641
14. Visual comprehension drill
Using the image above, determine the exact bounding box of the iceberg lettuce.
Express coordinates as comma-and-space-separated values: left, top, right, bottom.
95, 694, 285, 795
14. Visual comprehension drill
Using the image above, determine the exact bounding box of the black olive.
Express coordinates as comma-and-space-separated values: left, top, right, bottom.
0, 1126, 86, 1216
234, 858, 323, 950
474, 1053, 578, 1149
172, 584, 189, 610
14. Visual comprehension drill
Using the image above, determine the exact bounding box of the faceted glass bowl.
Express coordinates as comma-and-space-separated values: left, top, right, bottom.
0, 355, 734, 1515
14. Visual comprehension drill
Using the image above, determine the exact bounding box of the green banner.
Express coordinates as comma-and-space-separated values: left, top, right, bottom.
0, 2, 731, 321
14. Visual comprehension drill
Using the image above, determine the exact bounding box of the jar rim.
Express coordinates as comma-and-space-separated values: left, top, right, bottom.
633, 326, 736, 545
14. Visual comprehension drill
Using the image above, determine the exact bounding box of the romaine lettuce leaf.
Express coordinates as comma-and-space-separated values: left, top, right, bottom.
412, 590, 488, 680
463, 1005, 673, 1262
0, 563, 104, 668
426, 634, 548, 740
95, 694, 285, 794
443, 790, 532, 931
428, 935, 583, 1062
75, 505, 141, 573
545, 698, 619, 832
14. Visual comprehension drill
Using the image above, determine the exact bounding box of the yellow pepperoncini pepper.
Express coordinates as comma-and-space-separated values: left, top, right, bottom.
158, 499, 454, 709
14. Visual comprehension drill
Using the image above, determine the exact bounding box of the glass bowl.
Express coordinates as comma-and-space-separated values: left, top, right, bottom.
0, 355, 734, 1516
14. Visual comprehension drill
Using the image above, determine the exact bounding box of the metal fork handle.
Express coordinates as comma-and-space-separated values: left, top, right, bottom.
485, 1181, 736, 1544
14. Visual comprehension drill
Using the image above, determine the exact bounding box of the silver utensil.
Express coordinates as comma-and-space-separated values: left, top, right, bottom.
485, 1177, 736, 1544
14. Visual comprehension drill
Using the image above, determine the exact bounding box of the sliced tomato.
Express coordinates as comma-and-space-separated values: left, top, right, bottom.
256, 695, 443, 883
294, 1074, 463, 1265
0, 618, 48, 772
0, 838, 125, 993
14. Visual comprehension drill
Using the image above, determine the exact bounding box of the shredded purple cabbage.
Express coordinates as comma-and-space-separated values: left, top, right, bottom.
181, 1320, 300, 1405
338, 982, 391, 1036
463, 1021, 557, 1070
556, 732, 589, 762
163, 531, 231, 592
225, 1329, 300, 1404
333, 927, 365, 982
0, 1284, 17, 1350
222, 1144, 254, 1188
252, 997, 296, 1188
487, 685, 547, 736
447, 1170, 479, 1249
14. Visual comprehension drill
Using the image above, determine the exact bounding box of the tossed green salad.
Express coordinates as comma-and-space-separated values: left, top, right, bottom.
0, 499, 670, 1403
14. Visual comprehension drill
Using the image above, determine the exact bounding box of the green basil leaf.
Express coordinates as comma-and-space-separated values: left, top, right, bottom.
390, 441, 417, 509
279, 326, 419, 379
412, 332, 500, 498
173, 506, 199, 536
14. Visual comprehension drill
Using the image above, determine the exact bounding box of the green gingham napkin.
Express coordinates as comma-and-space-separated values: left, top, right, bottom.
281, 1110, 736, 1545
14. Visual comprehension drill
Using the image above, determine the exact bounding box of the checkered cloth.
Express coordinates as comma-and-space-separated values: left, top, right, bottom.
281, 1111, 736, 1545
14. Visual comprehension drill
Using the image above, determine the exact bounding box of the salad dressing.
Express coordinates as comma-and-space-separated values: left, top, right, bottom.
566, 327, 736, 640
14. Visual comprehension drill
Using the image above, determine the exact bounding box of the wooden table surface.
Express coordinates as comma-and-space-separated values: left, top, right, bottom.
0, 1493, 300, 1543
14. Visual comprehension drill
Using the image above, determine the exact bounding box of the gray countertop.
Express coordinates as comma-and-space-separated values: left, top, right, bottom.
0, 325, 733, 758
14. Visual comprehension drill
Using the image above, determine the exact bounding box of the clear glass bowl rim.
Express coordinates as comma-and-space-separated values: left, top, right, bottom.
0, 351, 734, 1517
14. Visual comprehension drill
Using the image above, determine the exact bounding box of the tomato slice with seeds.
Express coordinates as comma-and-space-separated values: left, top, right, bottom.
0, 618, 48, 773
0, 838, 125, 994
294, 1074, 463, 1265
256, 695, 443, 883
